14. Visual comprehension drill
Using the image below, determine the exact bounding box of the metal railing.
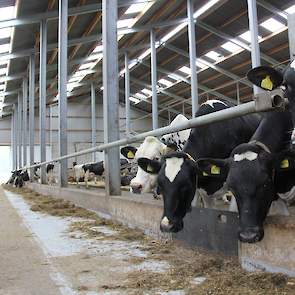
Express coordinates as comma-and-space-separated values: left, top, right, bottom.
18, 97, 281, 171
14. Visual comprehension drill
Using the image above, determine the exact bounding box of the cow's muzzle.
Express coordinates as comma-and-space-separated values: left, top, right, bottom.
160, 216, 183, 233
130, 183, 142, 194
238, 226, 264, 243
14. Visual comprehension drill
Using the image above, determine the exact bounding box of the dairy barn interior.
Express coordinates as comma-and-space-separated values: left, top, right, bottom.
1, 0, 295, 294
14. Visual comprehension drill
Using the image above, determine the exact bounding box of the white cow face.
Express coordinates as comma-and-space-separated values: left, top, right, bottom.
121, 136, 168, 194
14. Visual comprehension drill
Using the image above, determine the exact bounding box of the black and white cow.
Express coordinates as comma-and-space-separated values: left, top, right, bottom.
13, 170, 29, 187
46, 164, 55, 185
73, 159, 131, 187
196, 62, 295, 243
137, 99, 261, 233
121, 114, 191, 195
33, 163, 56, 185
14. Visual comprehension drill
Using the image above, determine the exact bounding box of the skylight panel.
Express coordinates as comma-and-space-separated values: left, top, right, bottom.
0, 84, 5, 90
221, 41, 242, 53
69, 76, 80, 83
135, 92, 147, 99
158, 78, 173, 87
0, 28, 11, 39
204, 50, 224, 61
160, 23, 187, 44
195, 59, 208, 69
260, 18, 285, 32
67, 83, 79, 92
128, 59, 138, 69
285, 4, 295, 14
0, 67, 7, 76
117, 18, 135, 29
93, 44, 103, 53
87, 53, 103, 61
138, 49, 151, 61
193, 0, 221, 18
125, 3, 147, 14
79, 62, 96, 70
73, 69, 93, 77
0, 6, 15, 21
167, 74, 178, 81
0, 43, 10, 54
0, 61, 7, 66
178, 66, 191, 75
129, 96, 140, 104
141, 88, 153, 96
239, 30, 262, 43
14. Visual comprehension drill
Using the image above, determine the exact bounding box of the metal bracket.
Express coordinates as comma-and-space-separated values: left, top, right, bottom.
254, 89, 288, 112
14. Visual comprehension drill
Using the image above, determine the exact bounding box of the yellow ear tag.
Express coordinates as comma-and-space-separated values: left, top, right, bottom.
147, 164, 154, 172
261, 75, 273, 90
127, 151, 135, 159
203, 172, 209, 176
211, 165, 220, 175
280, 159, 289, 169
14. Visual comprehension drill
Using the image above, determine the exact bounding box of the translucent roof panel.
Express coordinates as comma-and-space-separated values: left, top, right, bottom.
260, 18, 285, 32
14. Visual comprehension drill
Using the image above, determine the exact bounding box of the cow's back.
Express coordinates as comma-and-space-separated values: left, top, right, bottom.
184, 100, 261, 159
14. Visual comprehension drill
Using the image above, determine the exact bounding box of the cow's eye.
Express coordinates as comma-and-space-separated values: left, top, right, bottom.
153, 157, 159, 161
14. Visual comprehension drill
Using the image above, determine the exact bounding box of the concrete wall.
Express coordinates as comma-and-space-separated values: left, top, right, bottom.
0, 116, 11, 145
0, 96, 167, 165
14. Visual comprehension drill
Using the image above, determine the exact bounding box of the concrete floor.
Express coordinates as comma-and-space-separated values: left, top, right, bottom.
0, 187, 179, 295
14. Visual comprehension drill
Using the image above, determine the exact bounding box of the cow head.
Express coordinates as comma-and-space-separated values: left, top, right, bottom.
121, 136, 169, 194
21, 170, 30, 182
138, 152, 197, 232
247, 61, 295, 109
197, 144, 295, 243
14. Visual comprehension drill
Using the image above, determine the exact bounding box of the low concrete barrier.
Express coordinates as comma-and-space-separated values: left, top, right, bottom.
239, 214, 295, 277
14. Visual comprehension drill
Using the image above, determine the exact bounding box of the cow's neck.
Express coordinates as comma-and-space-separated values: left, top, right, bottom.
251, 110, 293, 153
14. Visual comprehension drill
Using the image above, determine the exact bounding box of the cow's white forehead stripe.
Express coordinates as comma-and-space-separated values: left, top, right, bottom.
161, 216, 170, 226
234, 151, 258, 162
165, 158, 184, 182
291, 59, 295, 70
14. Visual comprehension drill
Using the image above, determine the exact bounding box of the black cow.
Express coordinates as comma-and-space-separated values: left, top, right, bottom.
196, 62, 295, 243
13, 170, 29, 188
137, 99, 261, 233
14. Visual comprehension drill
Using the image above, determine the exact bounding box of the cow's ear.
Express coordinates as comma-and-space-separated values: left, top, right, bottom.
196, 158, 231, 178
120, 146, 137, 159
274, 149, 295, 171
137, 157, 161, 174
247, 66, 283, 90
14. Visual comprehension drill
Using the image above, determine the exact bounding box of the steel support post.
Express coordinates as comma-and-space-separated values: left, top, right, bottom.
150, 29, 158, 130
11, 108, 16, 170
39, 20, 47, 183
18, 92, 23, 169
91, 83, 96, 162
187, 0, 199, 117
237, 82, 240, 105
22, 78, 28, 167
58, 0, 68, 187
13, 105, 18, 170
247, 0, 261, 94
102, 0, 121, 195
288, 13, 295, 60
29, 55, 35, 180
124, 53, 131, 136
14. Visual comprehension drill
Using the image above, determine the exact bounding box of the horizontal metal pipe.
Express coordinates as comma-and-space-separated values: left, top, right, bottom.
20, 101, 256, 170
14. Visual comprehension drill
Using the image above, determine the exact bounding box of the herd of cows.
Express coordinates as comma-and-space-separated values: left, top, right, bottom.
6, 61, 295, 244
